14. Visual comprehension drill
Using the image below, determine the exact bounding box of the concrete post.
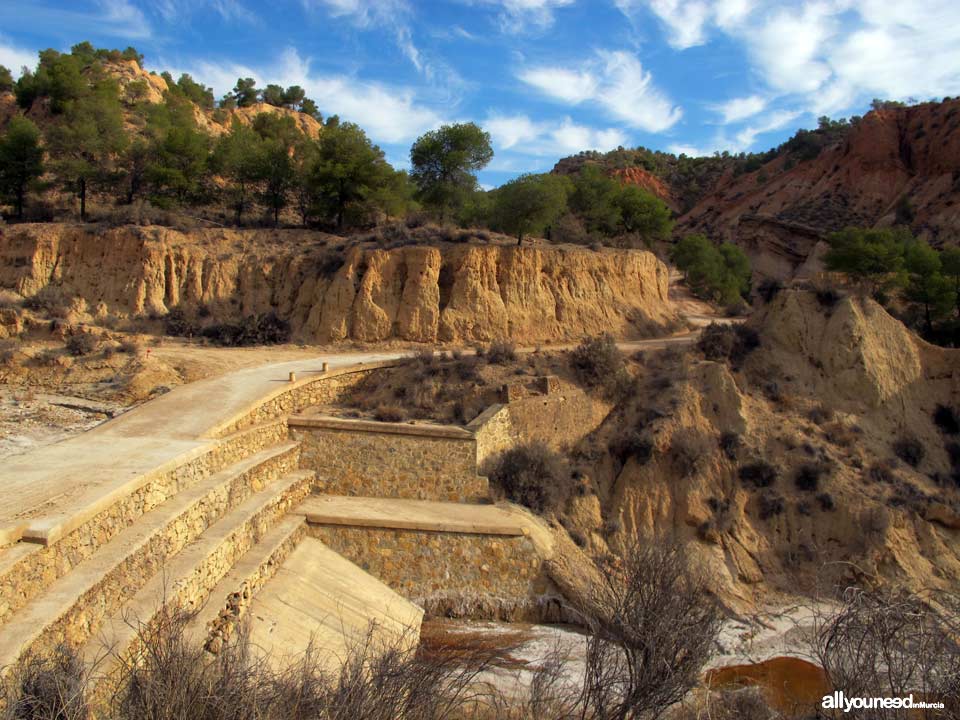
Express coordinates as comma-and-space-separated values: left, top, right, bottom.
289, 371, 296, 383
322, 362, 329, 372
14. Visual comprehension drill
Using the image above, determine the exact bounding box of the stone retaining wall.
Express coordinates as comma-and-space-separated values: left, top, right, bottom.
290, 417, 488, 502
470, 389, 612, 473
0, 420, 289, 628
307, 524, 565, 621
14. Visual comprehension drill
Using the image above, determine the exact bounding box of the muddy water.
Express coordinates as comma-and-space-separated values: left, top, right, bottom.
705, 656, 830, 717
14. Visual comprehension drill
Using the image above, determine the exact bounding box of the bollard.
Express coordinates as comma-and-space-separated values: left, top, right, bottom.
322, 362, 329, 372
289, 371, 296, 383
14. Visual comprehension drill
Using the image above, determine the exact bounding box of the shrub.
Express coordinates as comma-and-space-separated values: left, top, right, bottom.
815, 287, 843, 309
373, 404, 406, 422
794, 462, 827, 492
893, 436, 925, 468
569, 333, 629, 398
610, 429, 653, 467
755, 278, 783, 304
816, 492, 836, 511
0, 644, 88, 720
119, 339, 141, 354
202, 313, 290, 346
758, 492, 785, 519
65, 333, 98, 357
697, 323, 759, 365
867, 460, 897, 484
670, 435, 703, 477
486, 340, 517, 365
490, 442, 567, 513
22, 286, 71, 317
164, 306, 200, 337
739, 460, 778, 488
808, 404, 835, 425
719, 431, 743, 461
934, 405, 959, 435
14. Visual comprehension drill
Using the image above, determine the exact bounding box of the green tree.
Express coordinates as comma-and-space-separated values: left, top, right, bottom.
0, 116, 44, 218
491, 173, 570, 246
212, 120, 263, 224
616, 185, 673, 247
259, 138, 296, 226
261, 84, 285, 107
299, 97, 321, 121
45, 74, 128, 220
282, 85, 305, 109
291, 138, 320, 226
0, 65, 13, 93
824, 227, 908, 294
144, 95, 211, 205
312, 122, 393, 230
174, 73, 214, 110
941, 247, 960, 318
410, 122, 493, 221
671, 234, 751, 306
904, 241, 954, 333
568, 165, 621, 236
232, 77, 259, 108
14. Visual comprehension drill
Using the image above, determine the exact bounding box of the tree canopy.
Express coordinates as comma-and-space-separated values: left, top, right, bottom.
410, 122, 493, 220
671, 234, 751, 306
490, 173, 571, 245
0, 116, 44, 219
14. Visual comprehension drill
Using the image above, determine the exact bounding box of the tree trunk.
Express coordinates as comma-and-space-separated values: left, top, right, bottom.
15, 185, 24, 220
274, 202, 280, 227
517, 232, 523, 247
79, 178, 87, 221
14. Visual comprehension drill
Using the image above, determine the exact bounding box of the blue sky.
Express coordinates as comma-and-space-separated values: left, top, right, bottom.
2, 0, 960, 187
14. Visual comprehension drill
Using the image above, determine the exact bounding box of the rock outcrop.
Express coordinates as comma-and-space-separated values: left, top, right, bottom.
0, 224, 676, 344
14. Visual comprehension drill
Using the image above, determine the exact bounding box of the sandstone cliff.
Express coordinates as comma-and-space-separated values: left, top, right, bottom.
0, 224, 675, 344
562, 290, 960, 608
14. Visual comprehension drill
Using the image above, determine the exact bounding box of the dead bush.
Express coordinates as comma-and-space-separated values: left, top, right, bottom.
794, 462, 829, 493
65, 332, 99, 357
372, 405, 406, 423
569, 333, 630, 399
892, 435, 925, 468
579, 541, 722, 720
485, 340, 517, 365
697, 323, 759, 365
22, 287, 71, 318
0, 644, 89, 720
201, 313, 290, 347
814, 588, 960, 717
755, 278, 783, 304
719, 431, 743, 461
164, 306, 201, 337
739, 460, 778, 489
808, 404, 835, 425
867, 460, 897, 484
934, 405, 960, 435
757, 492, 785, 520
489, 442, 568, 514
609, 429, 653, 467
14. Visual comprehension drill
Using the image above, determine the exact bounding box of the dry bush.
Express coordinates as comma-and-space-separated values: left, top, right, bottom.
0, 645, 90, 720
65, 333, 99, 357
579, 541, 722, 720
697, 323, 760, 366
201, 313, 290, 347
934, 405, 960, 435
677, 688, 780, 720
719, 431, 743, 461
893, 436, 925, 468
739, 460, 778, 489
22, 287, 72, 318
794, 462, 829, 493
569, 334, 630, 399
485, 340, 517, 365
489, 442, 569, 514
814, 588, 960, 719
372, 405, 406, 423
609, 429, 653, 468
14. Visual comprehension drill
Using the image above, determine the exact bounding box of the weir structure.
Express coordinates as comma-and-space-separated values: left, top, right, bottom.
0, 354, 560, 689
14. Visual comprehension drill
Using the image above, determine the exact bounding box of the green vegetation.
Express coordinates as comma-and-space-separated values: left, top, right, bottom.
671, 234, 751, 306
489, 172, 571, 245
0, 64, 13, 93
825, 226, 960, 344
0, 117, 44, 219
409, 122, 493, 221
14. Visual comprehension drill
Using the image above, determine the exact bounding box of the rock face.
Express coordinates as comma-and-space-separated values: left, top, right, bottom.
0, 224, 676, 344
676, 100, 960, 279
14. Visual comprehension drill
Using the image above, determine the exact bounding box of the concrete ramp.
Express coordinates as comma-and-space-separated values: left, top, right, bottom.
244, 538, 423, 669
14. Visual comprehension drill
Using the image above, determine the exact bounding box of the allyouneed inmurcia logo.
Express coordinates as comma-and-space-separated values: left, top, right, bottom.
822, 691, 945, 713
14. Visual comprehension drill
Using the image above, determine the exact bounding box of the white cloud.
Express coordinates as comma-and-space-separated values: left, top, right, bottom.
486, 112, 627, 156
732, 108, 801, 149
519, 50, 681, 132
472, 0, 576, 32
169, 47, 445, 145
712, 94, 766, 123
516, 67, 596, 103
156, 0, 258, 25
0, 38, 36, 77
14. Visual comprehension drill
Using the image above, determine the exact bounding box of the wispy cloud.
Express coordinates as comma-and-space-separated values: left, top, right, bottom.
519, 50, 682, 132
711, 94, 766, 123
168, 47, 446, 144
0, 0, 153, 41
0, 37, 37, 76
476, 0, 577, 33
155, 0, 258, 25
486, 112, 627, 156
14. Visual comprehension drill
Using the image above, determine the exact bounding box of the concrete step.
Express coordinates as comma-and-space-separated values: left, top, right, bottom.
297, 495, 528, 535
0, 419, 295, 630
0, 443, 303, 672
82, 471, 314, 688
183, 515, 307, 653
243, 537, 424, 670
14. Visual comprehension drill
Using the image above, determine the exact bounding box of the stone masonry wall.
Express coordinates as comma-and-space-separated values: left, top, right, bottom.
290, 417, 487, 502
0, 419, 289, 628
307, 524, 565, 621
470, 389, 612, 473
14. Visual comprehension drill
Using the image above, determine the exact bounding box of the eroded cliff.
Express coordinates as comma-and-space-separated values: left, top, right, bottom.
0, 224, 676, 344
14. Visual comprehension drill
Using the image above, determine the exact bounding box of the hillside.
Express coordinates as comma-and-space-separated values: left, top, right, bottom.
0, 223, 677, 345
556, 99, 960, 280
